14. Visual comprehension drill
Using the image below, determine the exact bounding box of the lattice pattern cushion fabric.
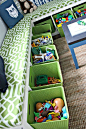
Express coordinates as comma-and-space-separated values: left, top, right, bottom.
29, 0, 53, 7
0, 0, 24, 28
0, 14, 31, 128
31, 0, 82, 19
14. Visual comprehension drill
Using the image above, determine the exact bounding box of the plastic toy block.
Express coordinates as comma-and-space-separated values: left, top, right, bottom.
77, 10, 81, 13
59, 21, 62, 24
66, 17, 68, 20
57, 23, 63, 27
56, 12, 74, 28
62, 18, 66, 22
68, 15, 73, 20
81, 13, 84, 16
36, 75, 48, 85
55, 19, 59, 23
77, 20, 86, 25
75, 9, 86, 17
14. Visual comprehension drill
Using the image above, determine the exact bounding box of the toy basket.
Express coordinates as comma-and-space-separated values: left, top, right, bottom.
31, 32, 53, 47
27, 86, 69, 129
53, 9, 75, 37
34, 17, 55, 33
32, 24, 52, 35
72, 3, 86, 18
31, 45, 59, 65
29, 61, 63, 90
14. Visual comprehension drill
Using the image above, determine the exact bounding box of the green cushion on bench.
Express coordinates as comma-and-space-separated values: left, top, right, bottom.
0, 96, 22, 128
0, 14, 31, 128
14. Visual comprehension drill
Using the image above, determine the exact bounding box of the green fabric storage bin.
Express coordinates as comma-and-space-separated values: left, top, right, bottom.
27, 86, 69, 129
34, 17, 55, 33
31, 45, 59, 65
53, 9, 75, 37
32, 32, 53, 47
72, 3, 86, 18
32, 24, 52, 35
29, 61, 63, 90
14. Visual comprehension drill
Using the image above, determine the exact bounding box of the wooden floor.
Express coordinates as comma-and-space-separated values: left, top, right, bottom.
54, 37, 86, 129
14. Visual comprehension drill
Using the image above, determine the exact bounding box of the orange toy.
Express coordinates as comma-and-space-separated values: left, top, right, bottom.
52, 117, 59, 121
36, 102, 43, 112
37, 117, 46, 122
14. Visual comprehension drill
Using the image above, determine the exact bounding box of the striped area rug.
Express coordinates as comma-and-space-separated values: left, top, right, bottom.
54, 37, 86, 129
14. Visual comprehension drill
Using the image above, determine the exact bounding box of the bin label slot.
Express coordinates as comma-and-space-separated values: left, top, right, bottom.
78, 6, 84, 10
29, 104, 30, 115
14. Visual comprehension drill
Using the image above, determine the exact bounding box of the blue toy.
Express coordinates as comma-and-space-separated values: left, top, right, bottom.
47, 114, 52, 120
44, 103, 51, 110
62, 106, 68, 119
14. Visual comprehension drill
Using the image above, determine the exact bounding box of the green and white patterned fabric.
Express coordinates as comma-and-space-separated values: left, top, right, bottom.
0, 13, 31, 128
31, 0, 81, 19
0, 0, 83, 128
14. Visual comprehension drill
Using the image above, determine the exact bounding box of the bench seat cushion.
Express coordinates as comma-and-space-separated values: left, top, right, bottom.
0, 13, 31, 128
0, 97, 22, 128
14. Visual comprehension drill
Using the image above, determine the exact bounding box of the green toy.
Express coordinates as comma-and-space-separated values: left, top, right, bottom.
57, 14, 63, 19
34, 112, 40, 118
46, 47, 55, 56
61, 117, 66, 120
77, 20, 86, 26
36, 75, 48, 85
37, 47, 43, 54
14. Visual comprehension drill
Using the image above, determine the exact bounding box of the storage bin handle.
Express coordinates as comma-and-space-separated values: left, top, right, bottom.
41, 23, 47, 25
31, 76, 32, 83
29, 104, 30, 115
78, 6, 84, 10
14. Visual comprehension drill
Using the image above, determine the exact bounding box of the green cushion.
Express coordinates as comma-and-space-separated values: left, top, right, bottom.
0, 96, 22, 128
0, 14, 31, 128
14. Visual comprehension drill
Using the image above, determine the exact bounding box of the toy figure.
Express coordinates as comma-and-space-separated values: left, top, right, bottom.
53, 98, 64, 113
18, 0, 37, 14
36, 102, 44, 112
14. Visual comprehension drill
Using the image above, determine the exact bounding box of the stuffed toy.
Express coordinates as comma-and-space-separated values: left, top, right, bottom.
18, 0, 37, 14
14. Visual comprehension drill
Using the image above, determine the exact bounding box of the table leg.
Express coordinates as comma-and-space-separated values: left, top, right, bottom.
69, 45, 79, 69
